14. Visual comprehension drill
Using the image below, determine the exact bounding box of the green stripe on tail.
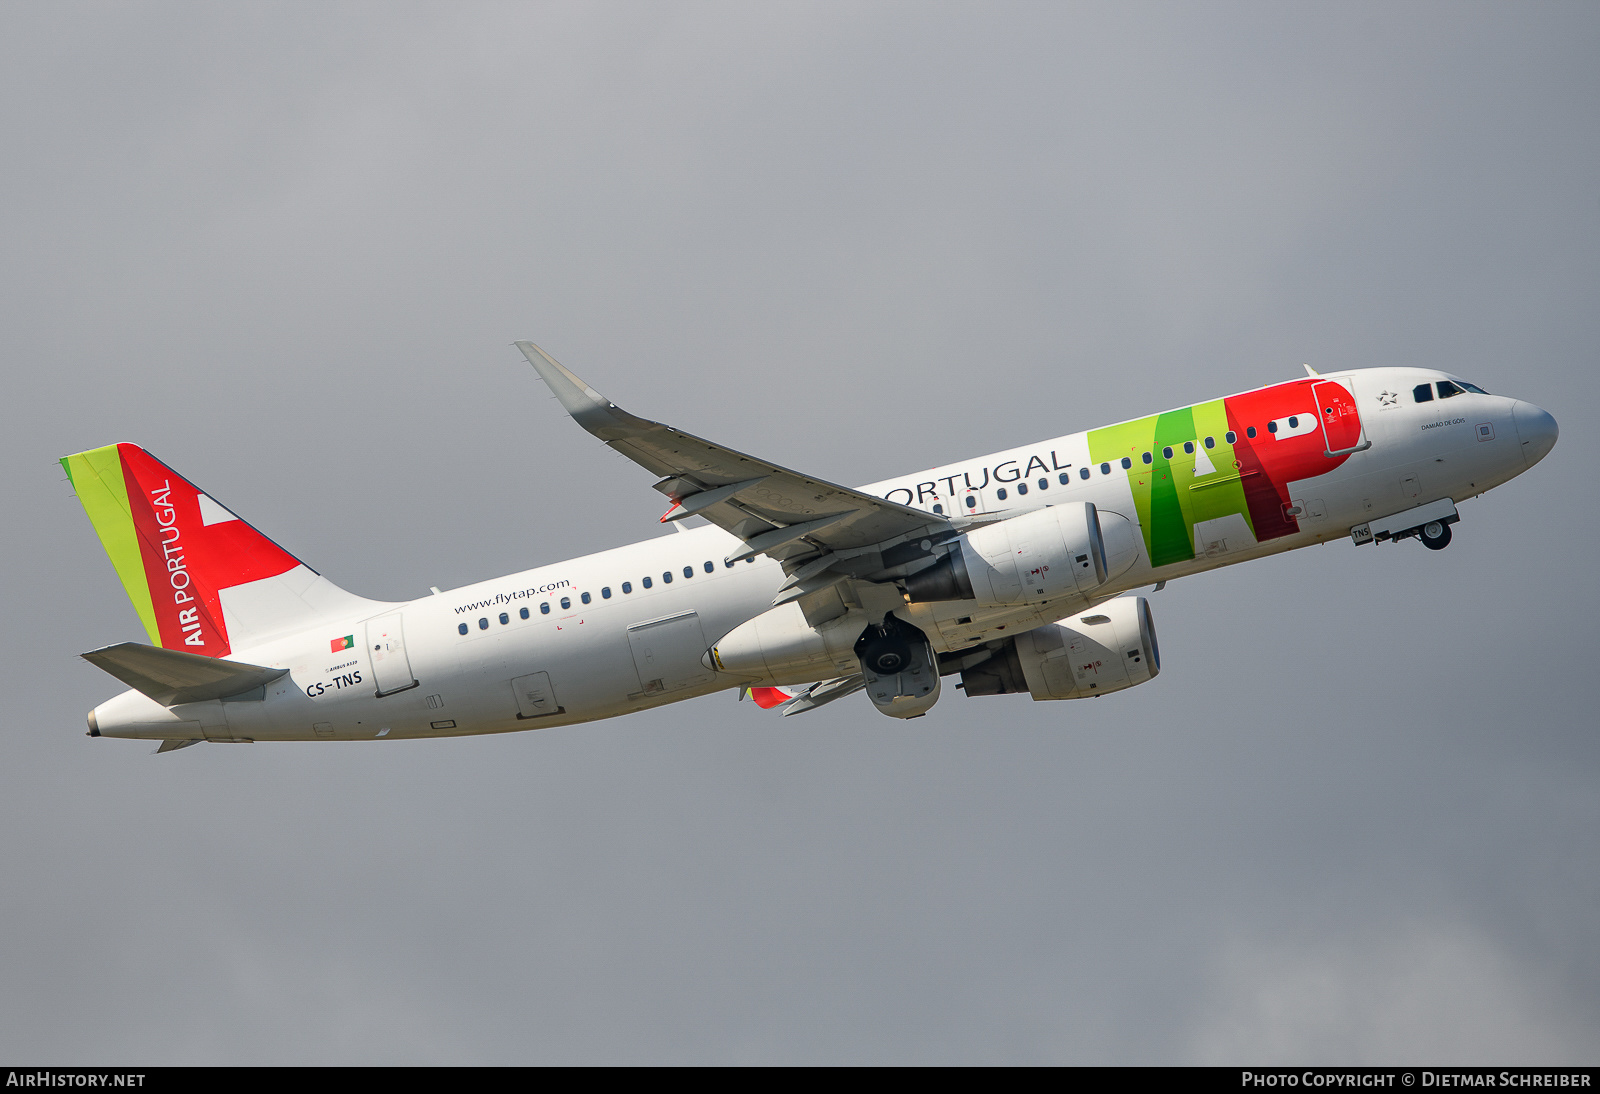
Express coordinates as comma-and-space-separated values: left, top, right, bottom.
61, 444, 161, 645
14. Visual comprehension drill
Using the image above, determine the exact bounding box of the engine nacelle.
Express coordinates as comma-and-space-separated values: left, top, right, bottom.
704, 602, 861, 684
958, 596, 1160, 701
904, 503, 1109, 607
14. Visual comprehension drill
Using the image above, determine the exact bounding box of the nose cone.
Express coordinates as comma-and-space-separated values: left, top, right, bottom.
1514, 401, 1559, 468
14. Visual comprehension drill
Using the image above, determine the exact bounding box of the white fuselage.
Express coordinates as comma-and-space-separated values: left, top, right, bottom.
90, 367, 1553, 742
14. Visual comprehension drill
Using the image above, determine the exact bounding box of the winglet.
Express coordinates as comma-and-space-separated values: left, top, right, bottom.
514, 341, 635, 439
1303, 363, 1320, 377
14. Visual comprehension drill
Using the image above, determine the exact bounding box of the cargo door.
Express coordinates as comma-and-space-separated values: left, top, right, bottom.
366, 612, 418, 696
628, 611, 715, 696
511, 672, 561, 719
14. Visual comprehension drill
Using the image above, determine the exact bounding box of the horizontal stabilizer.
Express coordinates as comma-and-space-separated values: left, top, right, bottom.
82, 642, 288, 706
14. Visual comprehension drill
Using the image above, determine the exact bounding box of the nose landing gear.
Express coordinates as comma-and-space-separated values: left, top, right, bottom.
1419, 521, 1452, 550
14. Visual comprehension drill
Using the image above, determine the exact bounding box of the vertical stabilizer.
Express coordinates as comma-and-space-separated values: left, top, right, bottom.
62, 443, 387, 655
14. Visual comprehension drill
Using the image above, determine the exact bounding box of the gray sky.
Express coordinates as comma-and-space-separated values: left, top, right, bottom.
3, 1, 1597, 1064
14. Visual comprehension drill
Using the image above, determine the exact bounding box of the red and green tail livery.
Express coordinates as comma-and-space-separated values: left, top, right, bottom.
60, 443, 303, 657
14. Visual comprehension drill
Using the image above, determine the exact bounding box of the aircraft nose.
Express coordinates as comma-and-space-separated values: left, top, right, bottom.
1513, 401, 1558, 468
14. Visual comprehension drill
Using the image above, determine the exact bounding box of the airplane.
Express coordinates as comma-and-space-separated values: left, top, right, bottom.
65, 344, 1557, 750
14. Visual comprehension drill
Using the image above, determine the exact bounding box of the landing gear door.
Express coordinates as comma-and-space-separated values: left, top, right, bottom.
367, 612, 418, 696
1314, 378, 1369, 458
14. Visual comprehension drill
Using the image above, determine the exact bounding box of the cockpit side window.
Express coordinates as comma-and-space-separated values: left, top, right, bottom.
1413, 383, 1434, 403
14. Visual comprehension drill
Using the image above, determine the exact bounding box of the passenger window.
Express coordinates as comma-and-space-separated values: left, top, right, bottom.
932, 503, 944, 515
1205, 437, 1215, 449
1287, 415, 1298, 428
1184, 441, 1194, 454
458, 623, 468, 635
478, 618, 488, 630
581, 591, 592, 604
1120, 457, 1132, 469
965, 495, 977, 508
1016, 483, 1027, 495
683, 566, 693, 579
642, 576, 652, 589
1162, 446, 1172, 459
622, 582, 632, 594
499, 612, 509, 625
1413, 383, 1434, 403
1436, 381, 1462, 399
1268, 421, 1278, 434
560, 596, 571, 609
1102, 462, 1112, 474
1060, 472, 1071, 485
662, 572, 673, 584
520, 606, 529, 619
540, 602, 550, 614
1246, 426, 1257, 438
1079, 467, 1089, 480
704, 561, 714, 573
724, 560, 735, 568
996, 488, 1008, 500
1225, 431, 1236, 443
1142, 452, 1152, 464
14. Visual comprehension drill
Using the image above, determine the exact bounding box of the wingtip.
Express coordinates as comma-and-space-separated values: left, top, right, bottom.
513, 341, 631, 436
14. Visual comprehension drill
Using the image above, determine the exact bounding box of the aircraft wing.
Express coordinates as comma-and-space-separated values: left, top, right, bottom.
515, 342, 954, 575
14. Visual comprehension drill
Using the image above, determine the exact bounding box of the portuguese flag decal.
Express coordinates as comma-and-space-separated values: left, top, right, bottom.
330, 634, 354, 653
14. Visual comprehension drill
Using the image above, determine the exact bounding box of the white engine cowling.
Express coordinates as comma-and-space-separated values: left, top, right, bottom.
958, 596, 1160, 701
704, 602, 861, 684
905, 503, 1110, 606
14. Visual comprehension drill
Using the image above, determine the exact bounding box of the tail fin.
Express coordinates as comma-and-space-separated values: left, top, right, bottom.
62, 443, 385, 655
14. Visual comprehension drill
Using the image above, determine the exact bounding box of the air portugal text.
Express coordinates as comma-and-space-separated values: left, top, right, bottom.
150, 480, 205, 647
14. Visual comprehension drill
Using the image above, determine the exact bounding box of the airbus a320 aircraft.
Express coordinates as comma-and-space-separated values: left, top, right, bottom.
66, 344, 1556, 751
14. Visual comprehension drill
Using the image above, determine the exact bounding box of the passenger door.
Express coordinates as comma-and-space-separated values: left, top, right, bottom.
366, 612, 418, 696
1314, 378, 1367, 457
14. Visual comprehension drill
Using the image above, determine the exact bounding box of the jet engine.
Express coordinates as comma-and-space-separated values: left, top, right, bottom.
955, 596, 1160, 701
904, 503, 1110, 606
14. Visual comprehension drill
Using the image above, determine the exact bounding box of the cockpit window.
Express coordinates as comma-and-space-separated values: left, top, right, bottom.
1455, 380, 1489, 394
1436, 380, 1463, 399
1413, 383, 1434, 403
